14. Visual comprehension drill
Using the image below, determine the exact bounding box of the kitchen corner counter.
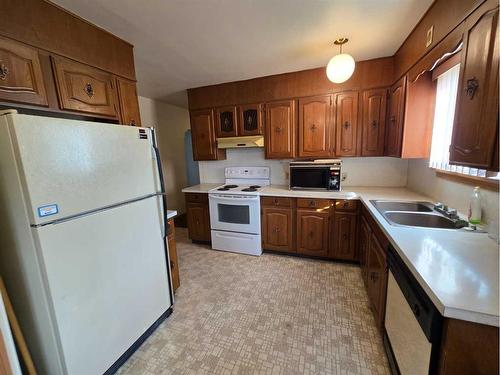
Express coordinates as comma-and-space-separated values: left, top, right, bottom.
181, 183, 499, 326
166, 210, 177, 220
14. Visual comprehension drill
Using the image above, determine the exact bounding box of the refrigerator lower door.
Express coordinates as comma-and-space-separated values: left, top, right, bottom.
34, 197, 171, 375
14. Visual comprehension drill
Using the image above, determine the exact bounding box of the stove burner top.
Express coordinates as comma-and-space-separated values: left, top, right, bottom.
217, 187, 230, 191
241, 187, 257, 192
249, 185, 261, 189
224, 185, 238, 188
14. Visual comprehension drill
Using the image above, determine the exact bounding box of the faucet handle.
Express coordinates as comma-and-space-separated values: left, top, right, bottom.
434, 202, 444, 209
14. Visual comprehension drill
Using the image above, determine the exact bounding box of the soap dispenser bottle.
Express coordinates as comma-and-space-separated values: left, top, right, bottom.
468, 186, 482, 225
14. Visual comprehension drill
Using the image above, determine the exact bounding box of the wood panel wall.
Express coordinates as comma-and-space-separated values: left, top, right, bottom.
188, 57, 393, 110
0, 0, 136, 80
394, 0, 486, 80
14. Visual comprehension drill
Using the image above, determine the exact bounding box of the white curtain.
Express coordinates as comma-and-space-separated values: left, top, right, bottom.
429, 64, 460, 170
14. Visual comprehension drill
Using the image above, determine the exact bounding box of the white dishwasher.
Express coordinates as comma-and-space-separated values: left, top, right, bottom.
384, 246, 443, 375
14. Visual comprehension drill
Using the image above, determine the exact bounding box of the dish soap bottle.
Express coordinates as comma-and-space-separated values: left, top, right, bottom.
468, 186, 482, 225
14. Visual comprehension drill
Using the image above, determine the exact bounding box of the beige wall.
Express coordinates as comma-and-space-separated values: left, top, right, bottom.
407, 159, 499, 226
199, 149, 408, 187
138, 96, 190, 214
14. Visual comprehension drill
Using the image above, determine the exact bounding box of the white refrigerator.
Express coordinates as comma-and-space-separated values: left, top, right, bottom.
0, 111, 173, 375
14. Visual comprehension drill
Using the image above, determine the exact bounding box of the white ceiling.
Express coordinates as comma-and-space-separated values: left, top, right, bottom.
53, 0, 433, 107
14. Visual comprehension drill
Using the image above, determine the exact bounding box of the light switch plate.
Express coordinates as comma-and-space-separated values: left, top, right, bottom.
426, 25, 434, 47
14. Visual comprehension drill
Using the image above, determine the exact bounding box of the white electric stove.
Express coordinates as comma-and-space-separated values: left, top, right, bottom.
208, 167, 270, 256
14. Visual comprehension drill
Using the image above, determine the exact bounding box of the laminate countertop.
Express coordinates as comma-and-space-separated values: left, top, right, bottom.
182, 184, 499, 326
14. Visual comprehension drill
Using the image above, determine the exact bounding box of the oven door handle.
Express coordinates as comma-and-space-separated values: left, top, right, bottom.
209, 194, 259, 201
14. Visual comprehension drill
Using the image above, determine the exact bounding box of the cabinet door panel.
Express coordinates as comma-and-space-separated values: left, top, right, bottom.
335, 92, 359, 156
52, 56, 118, 117
385, 77, 406, 157
117, 78, 141, 126
296, 209, 329, 256
190, 109, 224, 161
359, 216, 371, 284
367, 233, 387, 328
186, 202, 211, 242
262, 207, 294, 252
238, 103, 263, 136
332, 212, 357, 261
450, 8, 499, 168
362, 88, 387, 156
0, 36, 48, 106
298, 95, 333, 157
216, 106, 238, 137
265, 100, 296, 159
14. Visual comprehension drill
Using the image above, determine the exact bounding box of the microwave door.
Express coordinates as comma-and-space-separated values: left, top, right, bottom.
290, 166, 329, 190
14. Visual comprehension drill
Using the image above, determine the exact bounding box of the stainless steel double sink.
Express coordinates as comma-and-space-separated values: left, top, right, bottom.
371, 200, 469, 230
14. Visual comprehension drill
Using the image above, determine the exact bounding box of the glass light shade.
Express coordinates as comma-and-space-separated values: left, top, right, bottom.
326, 53, 355, 83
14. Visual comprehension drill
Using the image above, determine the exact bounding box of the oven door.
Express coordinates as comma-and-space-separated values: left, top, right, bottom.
290, 166, 330, 190
209, 194, 260, 234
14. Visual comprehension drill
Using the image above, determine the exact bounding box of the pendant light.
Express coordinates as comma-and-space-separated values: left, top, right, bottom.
326, 38, 355, 83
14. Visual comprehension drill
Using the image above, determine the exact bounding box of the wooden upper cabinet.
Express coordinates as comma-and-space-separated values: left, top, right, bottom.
265, 100, 296, 159
296, 208, 329, 257
117, 78, 141, 126
262, 206, 294, 253
190, 109, 225, 161
450, 7, 499, 169
238, 103, 263, 136
335, 91, 359, 156
0, 36, 48, 106
361, 88, 387, 156
298, 95, 333, 157
216, 106, 238, 137
52, 56, 118, 118
385, 76, 406, 157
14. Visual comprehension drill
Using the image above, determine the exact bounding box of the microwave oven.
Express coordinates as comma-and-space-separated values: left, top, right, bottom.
289, 159, 341, 191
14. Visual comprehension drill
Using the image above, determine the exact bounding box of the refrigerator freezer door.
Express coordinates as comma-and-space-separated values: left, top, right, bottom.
4, 114, 161, 225
33, 197, 171, 375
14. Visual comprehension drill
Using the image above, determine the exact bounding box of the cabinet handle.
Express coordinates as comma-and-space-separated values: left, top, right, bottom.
170, 260, 175, 270
130, 119, 136, 126
343, 121, 350, 129
274, 198, 279, 205
308, 201, 315, 207
0, 63, 9, 80
275, 127, 283, 133
465, 77, 479, 99
84, 82, 94, 98
389, 115, 396, 124
273, 227, 280, 233
370, 272, 378, 282
343, 234, 348, 241
311, 123, 317, 131
371, 120, 377, 128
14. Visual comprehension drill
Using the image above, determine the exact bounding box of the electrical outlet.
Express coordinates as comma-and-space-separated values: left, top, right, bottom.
426, 25, 434, 48
341, 172, 347, 182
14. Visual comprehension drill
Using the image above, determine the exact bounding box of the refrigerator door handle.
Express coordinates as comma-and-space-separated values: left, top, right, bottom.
149, 127, 174, 305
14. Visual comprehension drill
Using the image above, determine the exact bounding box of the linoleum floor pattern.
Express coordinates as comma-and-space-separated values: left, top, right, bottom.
118, 228, 389, 375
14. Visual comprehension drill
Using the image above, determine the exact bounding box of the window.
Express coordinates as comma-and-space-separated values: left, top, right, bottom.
429, 63, 499, 180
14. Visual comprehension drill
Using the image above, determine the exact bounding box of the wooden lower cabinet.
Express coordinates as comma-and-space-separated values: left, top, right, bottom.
167, 218, 180, 292
261, 206, 294, 252
185, 193, 211, 242
438, 318, 499, 375
296, 208, 329, 257
360, 206, 388, 330
330, 212, 357, 261
366, 233, 387, 327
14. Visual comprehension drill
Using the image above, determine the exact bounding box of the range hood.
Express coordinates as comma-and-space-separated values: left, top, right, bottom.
217, 136, 264, 149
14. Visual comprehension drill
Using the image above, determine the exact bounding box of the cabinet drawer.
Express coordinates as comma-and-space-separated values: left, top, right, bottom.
334, 199, 358, 212
297, 198, 331, 210
52, 55, 118, 118
185, 193, 208, 203
261, 196, 293, 207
